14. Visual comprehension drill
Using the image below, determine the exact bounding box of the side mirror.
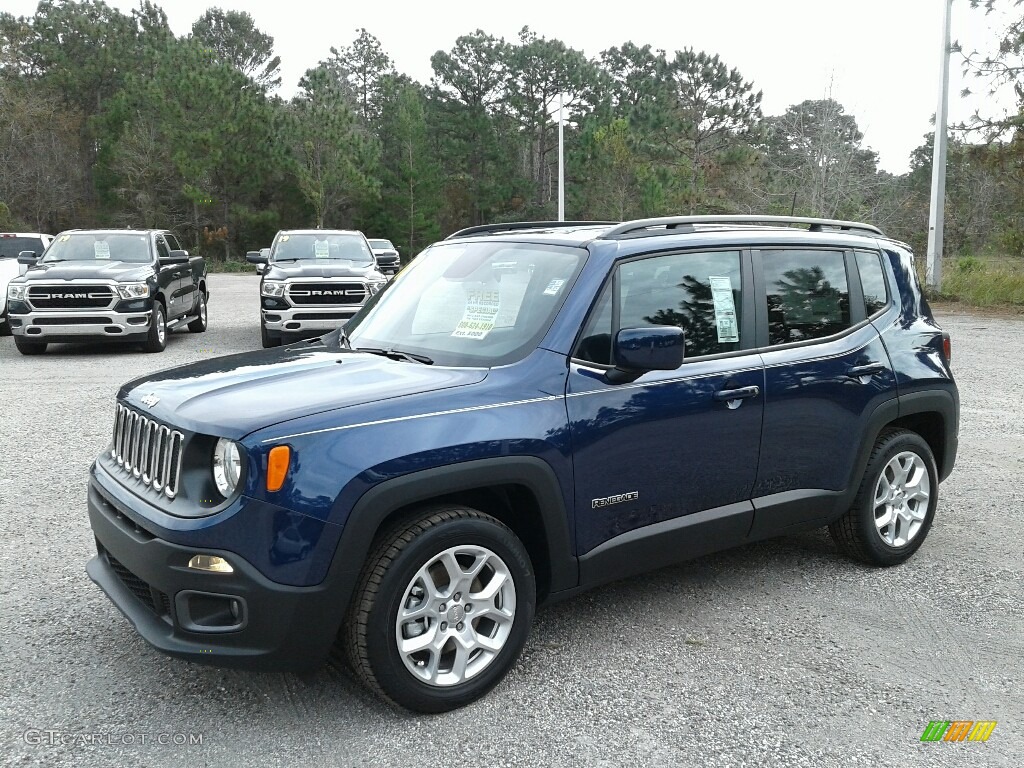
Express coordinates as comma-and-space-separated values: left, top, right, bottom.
160, 250, 189, 264
607, 326, 686, 383
17, 251, 38, 265
246, 250, 269, 265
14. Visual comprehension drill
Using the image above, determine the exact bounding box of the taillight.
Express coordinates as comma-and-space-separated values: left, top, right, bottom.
942, 333, 951, 365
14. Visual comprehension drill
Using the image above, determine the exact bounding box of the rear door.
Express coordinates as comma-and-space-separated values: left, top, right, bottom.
567, 248, 764, 557
750, 246, 898, 536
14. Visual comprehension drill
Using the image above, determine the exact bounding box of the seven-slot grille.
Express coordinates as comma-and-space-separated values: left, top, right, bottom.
111, 403, 184, 498
27, 284, 116, 310
287, 282, 367, 305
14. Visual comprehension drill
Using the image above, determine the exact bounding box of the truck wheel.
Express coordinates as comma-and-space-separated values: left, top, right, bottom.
0, 319, 10, 337
260, 323, 280, 348
344, 506, 535, 713
143, 303, 167, 353
187, 292, 207, 333
829, 429, 938, 567
14, 336, 47, 355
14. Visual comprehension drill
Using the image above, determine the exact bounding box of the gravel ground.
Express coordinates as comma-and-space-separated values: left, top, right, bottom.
0, 275, 1020, 767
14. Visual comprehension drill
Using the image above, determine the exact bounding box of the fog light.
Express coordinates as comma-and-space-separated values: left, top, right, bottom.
188, 554, 234, 573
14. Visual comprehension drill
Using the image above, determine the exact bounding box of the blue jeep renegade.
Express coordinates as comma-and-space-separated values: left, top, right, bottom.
86, 216, 958, 712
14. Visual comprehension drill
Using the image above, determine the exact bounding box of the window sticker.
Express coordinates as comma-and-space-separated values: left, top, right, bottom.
452, 289, 501, 339
314, 239, 330, 258
279, 235, 289, 242
543, 278, 566, 296
708, 275, 739, 343
94, 241, 111, 259
60, 235, 70, 242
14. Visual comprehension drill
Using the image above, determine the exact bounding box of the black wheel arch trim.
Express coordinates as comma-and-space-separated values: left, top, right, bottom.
328, 456, 578, 608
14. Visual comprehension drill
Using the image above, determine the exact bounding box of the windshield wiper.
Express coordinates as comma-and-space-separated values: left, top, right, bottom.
353, 346, 433, 365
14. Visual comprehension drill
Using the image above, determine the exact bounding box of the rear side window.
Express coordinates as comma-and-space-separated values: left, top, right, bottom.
762, 249, 850, 345
855, 250, 889, 316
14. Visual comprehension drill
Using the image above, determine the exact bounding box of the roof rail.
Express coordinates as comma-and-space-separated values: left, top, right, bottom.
446, 221, 618, 239
604, 215, 884, 239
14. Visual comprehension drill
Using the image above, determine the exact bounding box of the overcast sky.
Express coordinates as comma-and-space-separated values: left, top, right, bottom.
6, 0, 1016, 173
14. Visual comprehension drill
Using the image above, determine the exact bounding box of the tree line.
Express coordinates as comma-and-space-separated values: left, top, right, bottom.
1, 0, 1021, 263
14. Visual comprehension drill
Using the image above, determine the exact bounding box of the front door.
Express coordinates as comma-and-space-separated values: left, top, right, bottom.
567, 248, 764, 558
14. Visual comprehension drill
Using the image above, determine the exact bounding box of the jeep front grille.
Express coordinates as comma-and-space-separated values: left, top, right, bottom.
27, 284, 116, 310
287, 282, 367, 305
110, 404, 184, 498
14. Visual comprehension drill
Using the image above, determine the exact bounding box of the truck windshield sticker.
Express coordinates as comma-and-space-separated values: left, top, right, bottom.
452, 289, 500, 339
94, 241, 111, 259
60, 235, 70, 242
708, 275, 739, 343
313, 239, 330, 258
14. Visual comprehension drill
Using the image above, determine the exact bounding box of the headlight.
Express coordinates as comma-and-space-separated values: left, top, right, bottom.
7, 284, 27, 301
212, 438, 242, 497
262, 281, 286, 297
116, 283, 150, 299
367, 280, 387, 296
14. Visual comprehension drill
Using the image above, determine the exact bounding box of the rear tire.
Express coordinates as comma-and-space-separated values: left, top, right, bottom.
260, 322, 280, 348
829, 429, 938, 566
143, 303, 167, 353
14, 336, 46, 355
187, 292, 207, 333
343, 506, 535, 713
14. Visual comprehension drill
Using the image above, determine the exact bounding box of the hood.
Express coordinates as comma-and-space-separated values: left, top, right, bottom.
118, 339, 488, 439
18, 261, 155, 283
264, 260, 382, 281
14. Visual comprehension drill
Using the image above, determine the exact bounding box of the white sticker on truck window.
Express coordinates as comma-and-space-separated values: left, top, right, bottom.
94, 241, 110, 259
314, 239, 330, 258
452, 289, 500, 339
708, 275, 739, 343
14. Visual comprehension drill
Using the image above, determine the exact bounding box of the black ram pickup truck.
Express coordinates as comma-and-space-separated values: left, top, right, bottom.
7, 229, 208, 355
246, 229, 387, 348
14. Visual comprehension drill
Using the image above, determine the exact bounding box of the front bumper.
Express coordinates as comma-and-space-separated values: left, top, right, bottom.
10, 309, 151, 340
86, 476, 347, 672
262, 306, 360, 336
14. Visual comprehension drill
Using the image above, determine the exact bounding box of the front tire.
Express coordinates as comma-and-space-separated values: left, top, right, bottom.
14, 336, 46, 355
344, 506, 535, 713
143, 303, 167, 353
260, 322, 280, 348
187, 292, 207, 333
829, 429, 938, 566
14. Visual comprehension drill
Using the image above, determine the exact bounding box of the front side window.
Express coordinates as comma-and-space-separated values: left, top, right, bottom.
155, 236, 170, 259
40, 233, 151, 264
762, 249, 851, 345
271, 233, 374, 265
574, 250, 743, 364
344, 241, 586, 367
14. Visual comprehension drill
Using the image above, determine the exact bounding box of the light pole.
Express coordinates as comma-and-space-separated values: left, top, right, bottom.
557, 92, 565, 221
927, 0, 954, 291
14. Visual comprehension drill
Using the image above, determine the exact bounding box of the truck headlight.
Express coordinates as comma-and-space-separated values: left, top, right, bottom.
116, 283, 150, 299
367, 279, 387, 296
262, 281, 286, 297
7, 284, 27, 301
212, 438, 242, 497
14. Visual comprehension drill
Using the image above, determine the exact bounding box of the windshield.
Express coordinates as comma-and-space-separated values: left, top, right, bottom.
343, 241, 587, 367
0, 236, 45, 259
272, 233, 374, 264
41, 233, 151, 264
368, 239, 395, 250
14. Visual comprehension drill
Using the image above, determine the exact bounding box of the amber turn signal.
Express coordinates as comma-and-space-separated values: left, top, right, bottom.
266, 445, 291, 492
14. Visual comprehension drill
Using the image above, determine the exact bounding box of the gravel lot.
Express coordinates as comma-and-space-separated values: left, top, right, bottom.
0, 275, 1020, 767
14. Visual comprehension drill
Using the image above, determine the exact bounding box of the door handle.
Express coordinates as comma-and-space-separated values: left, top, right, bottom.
713, 385, 760, 408
847, 362, 885, 380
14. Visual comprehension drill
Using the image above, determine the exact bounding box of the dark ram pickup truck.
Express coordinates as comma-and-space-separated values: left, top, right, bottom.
7, 229, 208, 355
246, 229, 387, 347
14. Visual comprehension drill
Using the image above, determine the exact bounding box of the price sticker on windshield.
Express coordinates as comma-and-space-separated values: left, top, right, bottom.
314, 239, 330, 258
708, 275, 739, 343
452, 289, 500, 340
94, 241, 111, 259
